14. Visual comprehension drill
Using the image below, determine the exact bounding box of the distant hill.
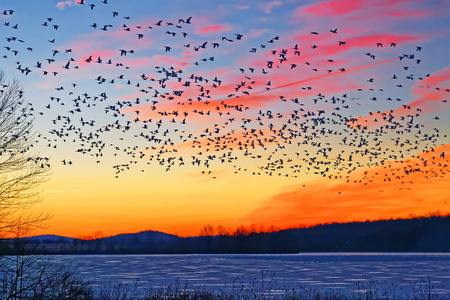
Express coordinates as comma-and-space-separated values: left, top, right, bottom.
101, 230, 179, 243
92, 230, 182, 253
1, 216, 450, 254
23, 235, 79, 243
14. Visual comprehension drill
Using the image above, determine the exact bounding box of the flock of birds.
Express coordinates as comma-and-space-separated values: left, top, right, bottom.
1, 0, 449, 190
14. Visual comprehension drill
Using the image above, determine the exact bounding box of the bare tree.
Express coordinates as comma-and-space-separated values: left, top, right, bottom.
0, 71, 50, 238
199, 224, 215, 236
0, 71, 55, 299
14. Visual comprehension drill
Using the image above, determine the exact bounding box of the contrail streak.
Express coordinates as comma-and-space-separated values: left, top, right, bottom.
251, 57, 400, 96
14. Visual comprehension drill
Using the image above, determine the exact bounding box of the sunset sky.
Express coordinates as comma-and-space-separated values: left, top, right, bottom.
0, 0, 449, 237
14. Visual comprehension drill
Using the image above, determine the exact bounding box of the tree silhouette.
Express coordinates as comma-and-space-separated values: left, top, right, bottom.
0, 71, 52, 299
199, 224, 215, 236
0, 71, 50, 238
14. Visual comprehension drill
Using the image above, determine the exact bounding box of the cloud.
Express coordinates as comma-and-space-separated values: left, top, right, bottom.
60, 20, 156, 61
407, 65, 450, 112
236, 5, 250, 10
297, 0, 432, 19
300, 0, 364, 17
246, 29, 269, 39
240, 144, 450, 228
196, 24, 233, 35
243, 30, 419, 81
78, 49, 117, 65
152, 55, 190, 67
56, 0, 75, 10
319, 34, 418, 56
352, 65, 450, 127
259, 1, 283, 14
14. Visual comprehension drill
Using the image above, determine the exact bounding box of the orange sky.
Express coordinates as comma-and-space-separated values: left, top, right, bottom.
26, 143, 449, 238
240, 144, 450, 229
2, 0, 449, 239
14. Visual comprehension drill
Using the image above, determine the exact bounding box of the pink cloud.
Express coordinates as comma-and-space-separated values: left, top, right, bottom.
120, 57, 151, 68
351, 65, 450, 128
319, 34, 419, 56
246, 29, 269, 39
61, 21, 154, 60
301, 0, 364, 17
404, 66, 450, 112
56, 0, 75, 10
297, 0, 432, 19
383, 8, 431, 18
78, 49, 117, 65
409, 66, 450, 107
244, 32, 418, 75
153, 55, 190, 67
209, 67, 232, 77
197, 25, 232, 35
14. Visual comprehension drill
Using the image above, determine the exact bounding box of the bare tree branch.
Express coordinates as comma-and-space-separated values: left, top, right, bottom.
0, 71, 50, 238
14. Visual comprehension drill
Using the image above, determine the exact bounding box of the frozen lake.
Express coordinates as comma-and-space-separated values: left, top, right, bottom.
53, 253, 450, 296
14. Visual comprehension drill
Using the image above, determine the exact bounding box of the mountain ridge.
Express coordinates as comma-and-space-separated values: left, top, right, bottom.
2, 215, 449, 254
